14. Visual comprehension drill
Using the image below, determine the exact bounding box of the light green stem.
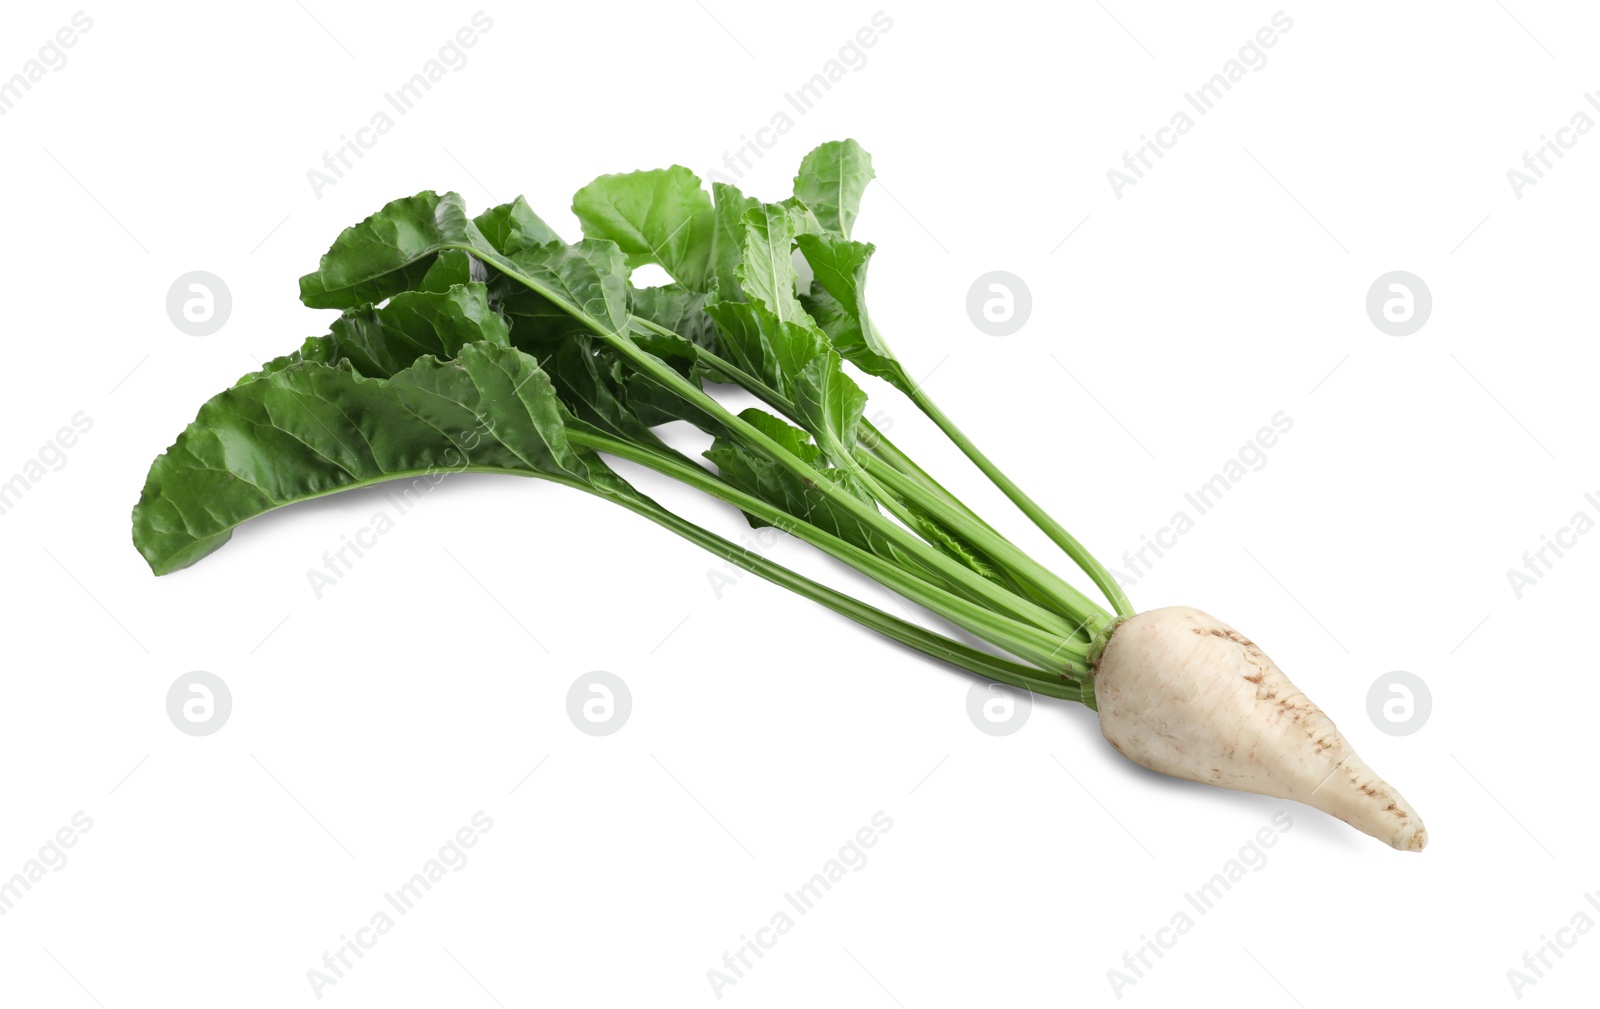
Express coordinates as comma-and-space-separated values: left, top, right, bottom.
572, 429, 1090, 674
600, 487, 1083, 698
906, 386, 1135, 619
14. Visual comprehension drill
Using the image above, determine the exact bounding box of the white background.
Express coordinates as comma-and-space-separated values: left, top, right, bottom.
2, 1, 1595, 1005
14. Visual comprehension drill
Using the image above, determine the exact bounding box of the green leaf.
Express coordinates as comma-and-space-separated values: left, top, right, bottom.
622, 368, 723, 434
792, 139, 874, 240
494, 280, 588, 346
249, 283, 510, 383
795, 233, 910, 391
547, 336, 670, 452
485, 238, 636, 349
735, 408, 823, 467
474, 196, 563, 254
703, 300, 825, 397
703, 414, 909, 562
484, 239, 722, 431
709, 182, 758, 298
629, 285, 721, 358
419, 250, 487, 292
133, 342, 596, 575
572, 166, 714, 291
299, 191, 492, 309
734, 204, 807, 324
791, 351, 868, 469
798, 285, 852, 346
501, 239, 632, 338
780, 196, 823, 238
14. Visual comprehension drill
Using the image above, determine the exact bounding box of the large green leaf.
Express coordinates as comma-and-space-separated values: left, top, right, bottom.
483, 238, 636, 350
249, 283, 510, 383
780, 197, 823, 238
705, 200, 835, 398
132, 343, 595, 574
345, 197, 565, 346
736, 409, 824, 468
299, 193, 626, 352
792, 140, 874, 240
299, 191, 493, 309
572, 167, 714, 291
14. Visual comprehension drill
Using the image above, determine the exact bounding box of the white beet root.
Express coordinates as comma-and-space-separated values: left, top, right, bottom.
1093, 606, 1427, 851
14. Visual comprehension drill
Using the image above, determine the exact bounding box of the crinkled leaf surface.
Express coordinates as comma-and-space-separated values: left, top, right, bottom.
547, 336, 671, 453
299, 191, 493, 309
132, 343, 595, 575
629, 286, 721, 358
250, 283, 509, 383
705, 410, 916, 568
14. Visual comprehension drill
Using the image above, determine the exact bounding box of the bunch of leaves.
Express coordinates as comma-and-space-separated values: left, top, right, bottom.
132, 141, 1132, 702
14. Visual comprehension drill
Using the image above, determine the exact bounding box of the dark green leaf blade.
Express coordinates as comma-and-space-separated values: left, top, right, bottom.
501, 239, 632, 338
735, 408, 823, 467
249, 283, 510, 383
629, 286, 721, 358
703, 414, 912, 565
133, 343, 589, 575
419, 249, 487, 292
547, 336, 671, 452
299, 191, 492, 309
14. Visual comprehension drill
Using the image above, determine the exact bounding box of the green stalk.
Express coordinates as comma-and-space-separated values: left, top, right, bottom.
857, 425, 1002, 540
600, 488, 1082, 700
477, 256, 1081, 642
906, 385, 1135, 619
569, 429, 1090, 674
633, 318, 1102, 630
824, 448, 1101, 642
612, 341, 1090, 640
857, 452, 1111, 638
855, 434, 1072, 618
